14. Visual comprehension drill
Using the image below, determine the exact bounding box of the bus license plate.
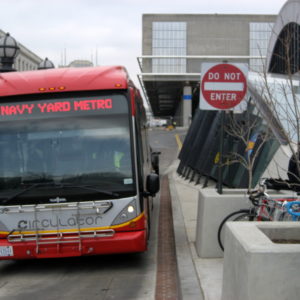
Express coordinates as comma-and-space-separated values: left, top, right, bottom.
0, 246, 13, 257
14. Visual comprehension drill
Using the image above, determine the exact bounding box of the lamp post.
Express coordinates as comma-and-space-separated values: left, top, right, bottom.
0, 33, 20, 72
38, 57, 55, 70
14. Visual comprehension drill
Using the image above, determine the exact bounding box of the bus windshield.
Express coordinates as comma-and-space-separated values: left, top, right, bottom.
0, 92, 135, 204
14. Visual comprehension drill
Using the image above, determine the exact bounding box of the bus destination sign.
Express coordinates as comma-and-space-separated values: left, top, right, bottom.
0, 98, 113, 117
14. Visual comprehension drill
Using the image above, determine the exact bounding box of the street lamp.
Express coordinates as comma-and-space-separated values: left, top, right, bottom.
38, 57, 55, 70
0, 33, 20, 72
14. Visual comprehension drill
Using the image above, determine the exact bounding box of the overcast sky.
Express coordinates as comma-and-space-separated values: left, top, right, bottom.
1, 0, 287, 85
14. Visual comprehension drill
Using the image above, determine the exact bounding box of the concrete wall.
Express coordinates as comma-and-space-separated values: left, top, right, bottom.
142, 14, 277, 73
196, 188, 296, 258
222, 222, 300, 300
195, 188, 249, 258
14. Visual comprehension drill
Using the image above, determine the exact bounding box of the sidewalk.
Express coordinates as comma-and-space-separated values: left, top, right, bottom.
167, 161, 223, 300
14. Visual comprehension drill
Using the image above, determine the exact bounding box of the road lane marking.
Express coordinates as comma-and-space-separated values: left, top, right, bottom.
175, 134, 182, 150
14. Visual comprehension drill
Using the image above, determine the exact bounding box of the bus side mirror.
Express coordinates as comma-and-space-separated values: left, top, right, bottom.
146, 173, 160, 196
151, 151, 161, 175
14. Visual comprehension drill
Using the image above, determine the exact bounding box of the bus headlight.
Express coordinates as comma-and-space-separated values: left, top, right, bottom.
111, 200, 137, 225
127, 205, 135, 213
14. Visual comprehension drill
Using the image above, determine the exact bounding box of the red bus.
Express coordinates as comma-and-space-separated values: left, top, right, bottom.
0, 66, 159, 259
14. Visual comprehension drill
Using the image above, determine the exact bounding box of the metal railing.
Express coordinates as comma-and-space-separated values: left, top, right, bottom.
0, 201, 113, 214
137, 55, 265, 73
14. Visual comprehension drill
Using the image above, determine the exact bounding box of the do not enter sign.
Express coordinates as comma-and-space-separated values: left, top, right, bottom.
200, 63, 248, 110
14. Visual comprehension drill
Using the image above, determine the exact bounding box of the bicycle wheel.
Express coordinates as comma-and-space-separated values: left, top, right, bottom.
234, 212, 256, 221
218, 209, 254, 251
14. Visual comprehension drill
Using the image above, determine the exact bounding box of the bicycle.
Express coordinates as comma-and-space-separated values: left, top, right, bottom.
284, 201, 300, 221
217, 182, 297, 251
217, 191, 261, 252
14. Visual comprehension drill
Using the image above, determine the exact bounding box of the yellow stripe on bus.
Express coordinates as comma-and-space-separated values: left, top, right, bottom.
0, 212, 145, 236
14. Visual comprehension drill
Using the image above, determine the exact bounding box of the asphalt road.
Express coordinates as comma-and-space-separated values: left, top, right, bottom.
149, 127, 182, 175
0, 127, 182, 300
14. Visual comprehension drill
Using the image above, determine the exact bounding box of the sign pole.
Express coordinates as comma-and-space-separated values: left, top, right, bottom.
217, 110, 225, 194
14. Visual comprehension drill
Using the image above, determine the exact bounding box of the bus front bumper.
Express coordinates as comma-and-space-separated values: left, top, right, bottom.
0, 230, 147, 260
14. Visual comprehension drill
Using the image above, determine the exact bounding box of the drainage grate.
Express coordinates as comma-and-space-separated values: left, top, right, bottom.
155, 175, 180, 300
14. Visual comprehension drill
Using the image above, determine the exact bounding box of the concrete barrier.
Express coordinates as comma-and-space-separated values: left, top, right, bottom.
195, 188, 249, 258
195, 188, 295, 258
222, 222, 300, 300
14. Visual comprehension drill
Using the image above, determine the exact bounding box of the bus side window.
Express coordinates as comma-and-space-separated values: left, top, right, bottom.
134, 110, 144, 189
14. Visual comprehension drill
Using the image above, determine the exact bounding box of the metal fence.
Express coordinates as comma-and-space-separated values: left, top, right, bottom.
177, 108, 280, 189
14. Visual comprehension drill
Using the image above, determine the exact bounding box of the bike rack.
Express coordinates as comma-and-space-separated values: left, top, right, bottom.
7, 229, 115, 243
4, 201, 114, 255
0, 201, 113, 214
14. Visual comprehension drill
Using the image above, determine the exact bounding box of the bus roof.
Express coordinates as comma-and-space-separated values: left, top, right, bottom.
0, 66, 132, 97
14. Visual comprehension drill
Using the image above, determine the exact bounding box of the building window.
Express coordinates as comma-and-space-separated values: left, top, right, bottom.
269, 22, 300, 74
249, 22, 274, 72
152, 22, 187, 73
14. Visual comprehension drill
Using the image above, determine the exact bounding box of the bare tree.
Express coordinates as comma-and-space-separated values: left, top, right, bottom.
223, 99, 273, 192
253, 22, 300, 189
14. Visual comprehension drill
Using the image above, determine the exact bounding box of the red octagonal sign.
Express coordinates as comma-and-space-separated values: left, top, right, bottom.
200, 63, 248, 110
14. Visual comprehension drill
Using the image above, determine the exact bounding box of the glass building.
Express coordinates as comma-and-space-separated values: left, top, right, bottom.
249, 22, 274, 72
152, 22, 187, 73
139, 14, 277, 126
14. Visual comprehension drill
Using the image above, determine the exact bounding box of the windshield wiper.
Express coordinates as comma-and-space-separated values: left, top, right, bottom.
1, 182, 54, 204
21, 173, 54, 184
0, 182, 119, 205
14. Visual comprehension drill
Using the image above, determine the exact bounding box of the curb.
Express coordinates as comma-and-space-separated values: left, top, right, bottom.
168, 170, 204, 300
